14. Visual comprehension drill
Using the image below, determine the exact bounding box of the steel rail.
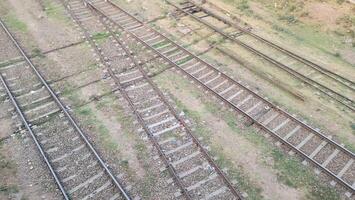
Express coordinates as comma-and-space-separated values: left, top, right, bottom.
86, 0, 355, 192
83, 2, 243, 198
0, 17, 131, 200
0, 19, 70, 200
90, 5, 243, 198
62, 0, 190, 198
86, 5, 193, 199
187, 0, 355, 90
0, 74, 70, 200
102, 0, 354, 159
166, 0, 355, 111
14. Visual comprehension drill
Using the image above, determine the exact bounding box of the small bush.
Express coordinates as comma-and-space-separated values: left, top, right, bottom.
279, 15, 298, 24
351, 123, 355, 130
237, 0, 249, 11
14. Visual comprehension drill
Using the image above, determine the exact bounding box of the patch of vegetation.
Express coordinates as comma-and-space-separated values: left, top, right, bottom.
42, 0, 69, 22
237, 0, 250, 11
31, 48, 44, 58
92, 32, 110, 44
279, 15, 298, 24
336, 0, 346, 5
75, 105, 118, 151
0, 185, 19, 195
351, 123, 355, 131
61, 84, 83, 106
175, 56, 193, 65
3, 13, 27, 32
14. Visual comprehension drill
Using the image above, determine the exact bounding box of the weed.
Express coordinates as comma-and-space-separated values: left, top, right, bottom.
32, 48, 44, 58
92, 32, 110, 44
120, 160, 129, 168
351, 123, 355, 131
77, 107, 92, 116
237, 0, 249, 11
0, 185, 19, 195
279, 15, 298, 24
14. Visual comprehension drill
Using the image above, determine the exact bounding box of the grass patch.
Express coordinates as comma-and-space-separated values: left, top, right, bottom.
42, 0, 69, 22
92, 32, 110, 44
0, 185, 19, 195
75, 105, 118, 152
3, 13, 27, 32
61, 84, 83, 106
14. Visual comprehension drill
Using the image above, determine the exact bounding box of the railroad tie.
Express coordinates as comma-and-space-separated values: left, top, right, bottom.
283, 125, 301, 140
171, 151, 200, 167
337, 159, 354, 178
152, 124, 180, 137
198, 70, 214, 80
272, 118, 290, 132
212, 80, 228, 90
227, 89, 243, 101
322, 149, 340, 168
296, 134, 313, 149
202, 186, 228, 200
236, 94, 252, 107
186, 173, 218, 191
68, 171, 105, 194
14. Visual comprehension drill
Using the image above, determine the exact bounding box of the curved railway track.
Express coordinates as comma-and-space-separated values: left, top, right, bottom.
0, 18, 131, 200
78, 0, 354, 195
166, 0, 355, 111
63, 0, 243, 199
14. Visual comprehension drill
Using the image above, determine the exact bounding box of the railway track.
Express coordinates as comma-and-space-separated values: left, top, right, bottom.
63, 0, 244, 199
76, 0, 354, 196
0, 18, 131, 200
166, 0, 355, 111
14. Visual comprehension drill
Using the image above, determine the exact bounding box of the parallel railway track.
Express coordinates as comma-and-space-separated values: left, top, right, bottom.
63, 0, 244, 199
0, 18, 130, 200
166, 0, 355, 111
79, 0, 354, 195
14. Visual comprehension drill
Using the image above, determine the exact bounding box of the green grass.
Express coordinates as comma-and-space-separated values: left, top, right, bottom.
3, 13, 27, 32
42, 0, 69, 22
61, 84, 83, 106
92, 32, 110, 44
75, 104, 118, 152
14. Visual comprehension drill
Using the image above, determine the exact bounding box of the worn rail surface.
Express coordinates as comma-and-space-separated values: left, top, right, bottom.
0, 18, 130, 200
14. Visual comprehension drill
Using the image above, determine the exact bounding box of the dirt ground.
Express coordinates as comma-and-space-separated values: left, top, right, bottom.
0, 0, 354, 199
154, 70, 304, 200
0, 0, 180, 199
